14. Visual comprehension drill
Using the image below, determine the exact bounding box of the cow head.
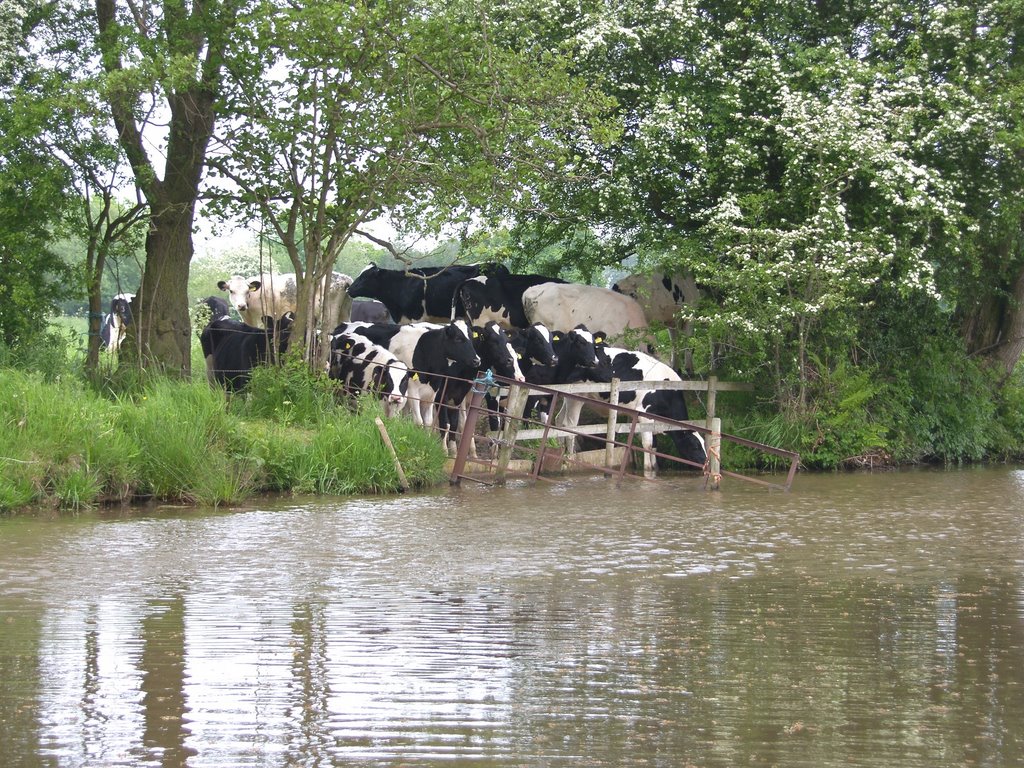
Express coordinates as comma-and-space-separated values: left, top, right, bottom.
556, 324, 600, 369
512, 323, 558, 367
110, 293, 135, 325
347, 263, 381, 300
444, 320, 481, 369
374, 358, 411, 415
218, 276, 262, 315
473, 322, 525, 382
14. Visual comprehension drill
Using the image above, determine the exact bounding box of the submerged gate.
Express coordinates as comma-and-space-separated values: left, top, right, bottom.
448, 375, 799, 492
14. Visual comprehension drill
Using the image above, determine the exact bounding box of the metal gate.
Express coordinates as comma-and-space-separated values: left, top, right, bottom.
449, 375, 800, 491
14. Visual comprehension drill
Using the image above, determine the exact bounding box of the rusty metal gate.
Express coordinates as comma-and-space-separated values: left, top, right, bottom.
448, 375, 800, 491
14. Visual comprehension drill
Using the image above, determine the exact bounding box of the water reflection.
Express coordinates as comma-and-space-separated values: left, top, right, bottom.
0, 467, 1023, 766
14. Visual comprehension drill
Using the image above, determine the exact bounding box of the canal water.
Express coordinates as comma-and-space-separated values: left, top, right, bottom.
1, 466, 1022, 767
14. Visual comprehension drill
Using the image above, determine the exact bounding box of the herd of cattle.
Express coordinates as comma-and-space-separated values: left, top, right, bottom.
101, 263, 707, 470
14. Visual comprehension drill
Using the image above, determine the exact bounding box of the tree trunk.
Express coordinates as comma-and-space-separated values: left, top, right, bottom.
962, 263, 1024, 381
122, 205, 195, 378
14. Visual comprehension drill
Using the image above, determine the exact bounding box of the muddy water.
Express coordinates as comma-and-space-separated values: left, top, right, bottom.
1, 467, 1023, 767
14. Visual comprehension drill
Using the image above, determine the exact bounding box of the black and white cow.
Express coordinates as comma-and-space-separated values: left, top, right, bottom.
452, 266, 565, 329
559, 343, 707, 476
196, 295, 232, 321
336, 319, 480, 428
484, 322, 560, 430
612, 270, 702, 370
434, 321, 526, 455
347, 263, 480, 324
328, 333, 411, 416
200, 313, 294, 392
520, 325, 601, 425
100, 292, 135, 351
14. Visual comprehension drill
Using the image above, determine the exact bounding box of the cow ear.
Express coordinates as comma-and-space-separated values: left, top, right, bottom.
249, 280, 261, 291
217, 280, 228, 291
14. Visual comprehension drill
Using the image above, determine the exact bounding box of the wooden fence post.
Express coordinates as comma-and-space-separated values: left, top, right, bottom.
494, 382, 528, 484
707, 416, 722, 490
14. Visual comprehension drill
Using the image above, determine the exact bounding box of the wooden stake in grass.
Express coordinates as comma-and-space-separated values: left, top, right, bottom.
375, 417, 409, 492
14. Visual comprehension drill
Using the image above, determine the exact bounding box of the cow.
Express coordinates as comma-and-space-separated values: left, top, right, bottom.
612, 270, 701, 371
520, 325, 601, 425
349, 298, 391, 323
328, 333, 411, 416
559, 343, 707, 477
435, 321, 526, 456
484, 323, 560, 430
200, 313, 294, 392
193, 295, 232, 338
452, 266, 565, 329
521, 283, 649, 346
347, 263, 480, 324
217, 271, 353, 331
100, 293, 135, 352
336, 319, 480, 428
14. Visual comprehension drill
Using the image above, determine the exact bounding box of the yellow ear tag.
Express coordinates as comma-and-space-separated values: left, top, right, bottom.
517, 353, 523, 359
473, 332, 479, 338
412, 373, 419, 381
595, 336, 604, 344
552, 334, 561, 342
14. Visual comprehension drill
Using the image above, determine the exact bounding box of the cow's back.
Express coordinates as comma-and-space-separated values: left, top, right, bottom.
523, 283, 647, 339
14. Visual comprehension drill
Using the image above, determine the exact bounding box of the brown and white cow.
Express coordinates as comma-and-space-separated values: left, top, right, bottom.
217, 271, 353, 331
612, 271, 702, 371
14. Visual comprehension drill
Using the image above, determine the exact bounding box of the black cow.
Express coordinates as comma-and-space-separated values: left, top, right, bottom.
347, 263, 480, 324
521, 325, 601, 424
452, 265, 565, 329
100, 293, 135, 351
435, 321, 526, 455
201, 313, 294, 392
349, 298, 391, 323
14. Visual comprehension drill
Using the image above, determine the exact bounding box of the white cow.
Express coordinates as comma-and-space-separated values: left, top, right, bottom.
217, 271, 353, 331
522, 283, 649, 344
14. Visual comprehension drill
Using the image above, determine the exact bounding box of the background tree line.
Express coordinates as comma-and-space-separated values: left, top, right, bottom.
2, 0, 1023, 466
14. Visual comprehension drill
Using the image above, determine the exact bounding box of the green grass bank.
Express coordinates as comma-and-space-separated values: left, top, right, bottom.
0, 365, 448, 513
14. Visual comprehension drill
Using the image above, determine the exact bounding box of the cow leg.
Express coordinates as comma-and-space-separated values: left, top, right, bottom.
640, 424, 657, 479
558, 398, 584, 457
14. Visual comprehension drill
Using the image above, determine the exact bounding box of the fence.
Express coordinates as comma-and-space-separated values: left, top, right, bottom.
448, 375, 800, 492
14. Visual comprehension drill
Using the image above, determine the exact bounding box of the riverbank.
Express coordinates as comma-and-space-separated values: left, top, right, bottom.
0, 368, 448, 513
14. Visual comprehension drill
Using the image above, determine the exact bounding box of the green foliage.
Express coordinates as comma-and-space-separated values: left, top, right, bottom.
232, 359, 339, 427
0, 368, 137, 511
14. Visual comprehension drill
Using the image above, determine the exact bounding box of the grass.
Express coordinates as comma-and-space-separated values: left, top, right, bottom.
0, 365, 448, 514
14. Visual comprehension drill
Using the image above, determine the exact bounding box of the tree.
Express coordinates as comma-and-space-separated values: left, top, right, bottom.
506, 0, 1024, 397
87, 0, 249, 377
0, 87, 77, 349
206, 0, 607, 365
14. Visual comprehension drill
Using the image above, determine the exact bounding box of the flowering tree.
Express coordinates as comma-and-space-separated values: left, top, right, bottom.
509, 0, 1024, 401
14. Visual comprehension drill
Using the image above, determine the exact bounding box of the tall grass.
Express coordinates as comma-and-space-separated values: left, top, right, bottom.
0, 365, 448, 514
